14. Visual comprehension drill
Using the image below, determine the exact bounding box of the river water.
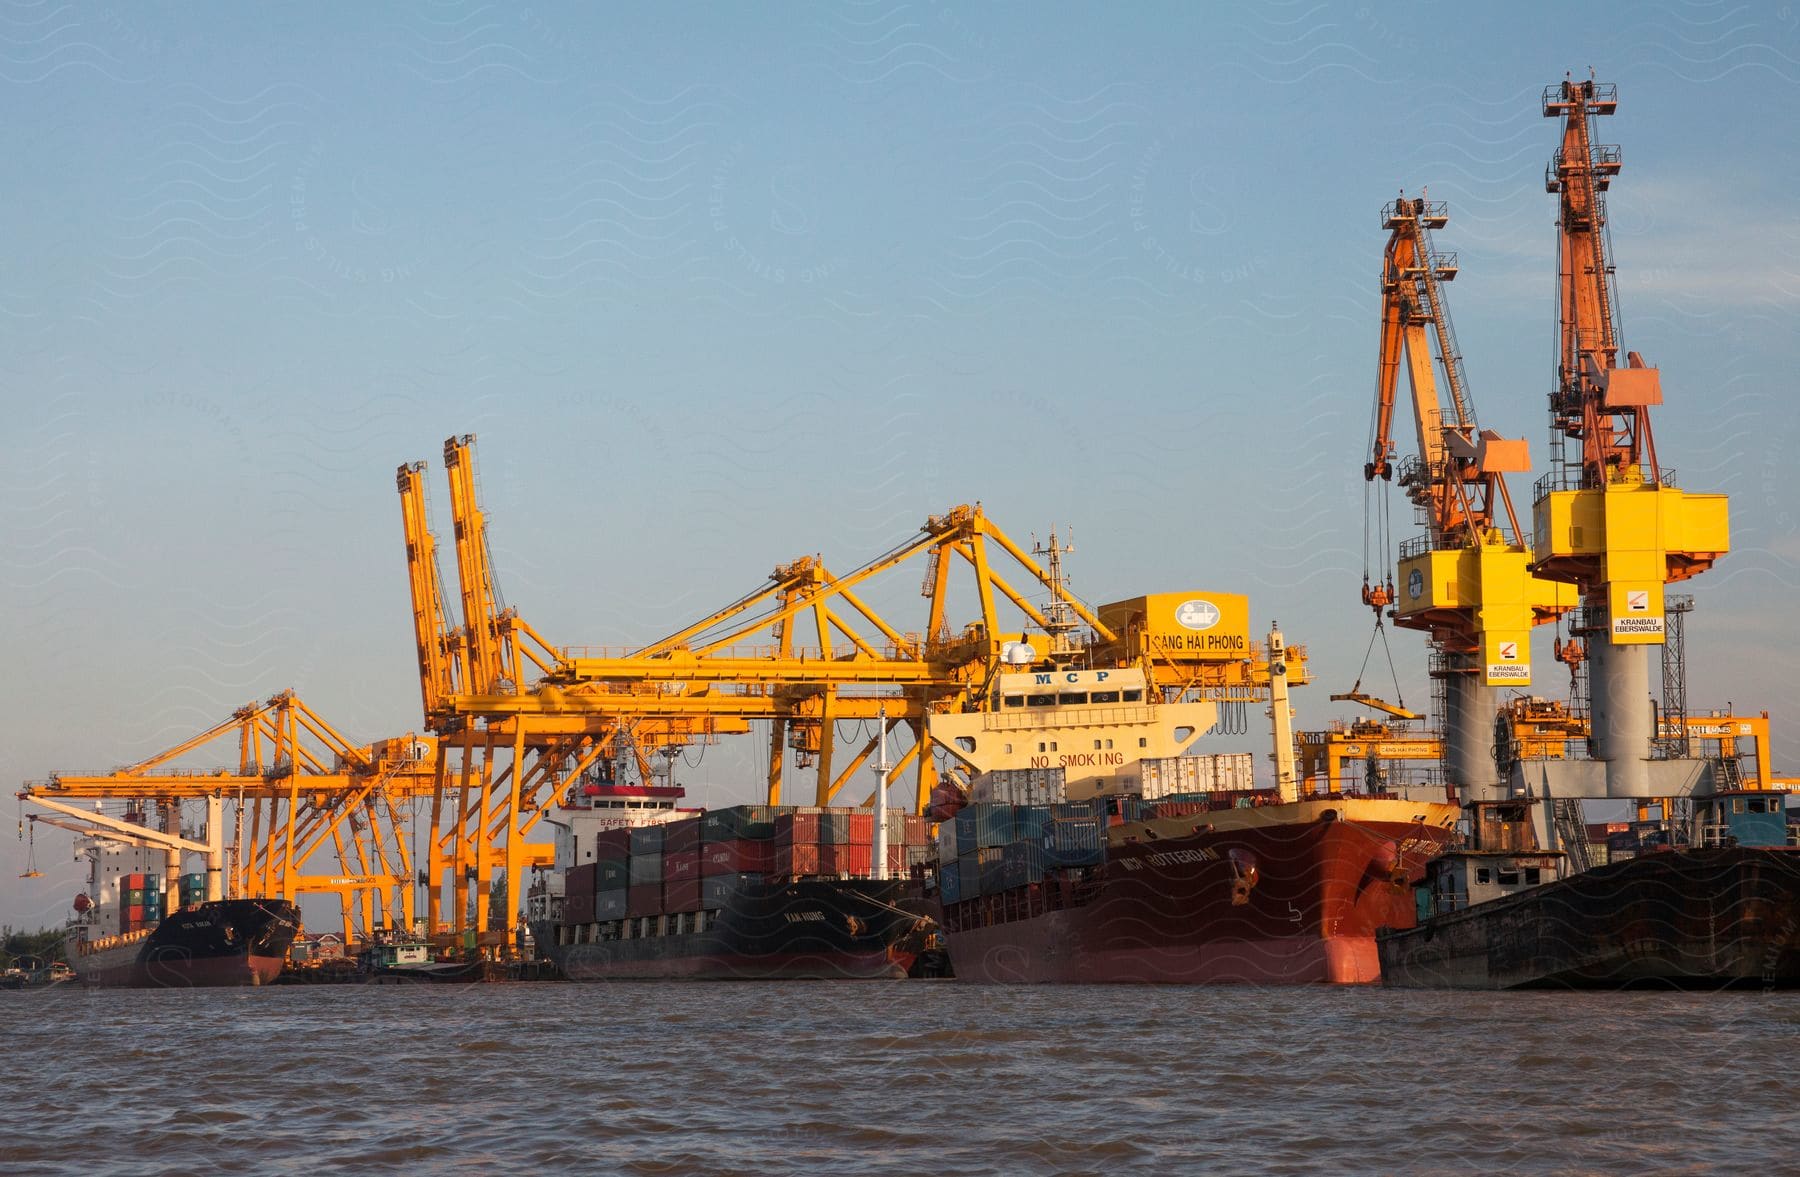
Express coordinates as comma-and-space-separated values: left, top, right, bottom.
3, 983, 1795, 1175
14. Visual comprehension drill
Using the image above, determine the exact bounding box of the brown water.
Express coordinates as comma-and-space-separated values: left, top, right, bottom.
4, 983, 1796, 1175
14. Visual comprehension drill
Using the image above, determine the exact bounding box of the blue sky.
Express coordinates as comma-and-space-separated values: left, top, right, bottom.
5, 1, 1799, 926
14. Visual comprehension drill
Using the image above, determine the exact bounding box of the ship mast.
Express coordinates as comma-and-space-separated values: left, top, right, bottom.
1033, 528, 1080, 666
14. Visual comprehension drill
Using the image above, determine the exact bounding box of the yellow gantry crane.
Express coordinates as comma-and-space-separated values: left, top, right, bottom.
18, 692, 435, 941
1363, 195, 1572, 800
1529, 77, 1730, 798
396, 438, 1311, 952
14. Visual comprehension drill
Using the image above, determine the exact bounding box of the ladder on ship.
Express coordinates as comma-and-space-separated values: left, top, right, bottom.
1552, 797, 1591, 874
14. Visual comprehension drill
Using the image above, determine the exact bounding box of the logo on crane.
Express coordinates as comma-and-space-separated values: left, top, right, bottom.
1627, 590, 1649, 612
1408, 569, 1424, 600
1498, 641, 1518, 660
1175, 600, 1221, 631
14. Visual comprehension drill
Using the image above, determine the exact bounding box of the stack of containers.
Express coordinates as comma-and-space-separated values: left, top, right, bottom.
882, 809, 935, 876
973, 766, 1067, 806
1044, 801, 1105, 868
774, 808, 823, 876
144, 875, 164, 925
565, 862, 598, 925
120, 872, 147, 933
627, 824, 665, 918
663, 816, 703, 914
700, 805, 778, 909
595, 828, 631, 921
1138, 753, 1256, 799
180, 872, 207, 909
818, 810, 873, 876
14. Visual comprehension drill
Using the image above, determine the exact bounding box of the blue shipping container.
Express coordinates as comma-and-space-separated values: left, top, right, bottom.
954, 808, 980, 856
1013, 805, 1051, 845
976, 847, 1008, 894
974, 804, 1014, 849
1002, 840, 1046, 889
938, 862, 962, 904
1045, 817, 1105, 867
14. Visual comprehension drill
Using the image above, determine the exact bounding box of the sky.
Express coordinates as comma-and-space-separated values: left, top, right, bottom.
4, 1, 1799, 929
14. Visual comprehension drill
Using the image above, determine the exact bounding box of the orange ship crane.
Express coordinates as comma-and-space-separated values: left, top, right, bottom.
1362, 194, 1569, 800
1529, 77, 1730, 800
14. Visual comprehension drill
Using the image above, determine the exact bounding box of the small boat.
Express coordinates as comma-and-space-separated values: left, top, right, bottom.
359, 939, 498, 983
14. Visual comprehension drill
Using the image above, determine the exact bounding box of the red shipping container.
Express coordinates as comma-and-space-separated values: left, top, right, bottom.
905, 815, 929, 845
626, 885, 662, 919
774, 843, 822, 876
701, 840, 770, 877
127, 904, 145, 922
846, 812, 874, 844
821, 843, 873, 876
664, 817, 703, 855
664, 878, 702, 914
565, 890, 597, 925
774, 811, 821, 844
126, 873, 145, 888
593, 827, 632, 859
663, 850, 702, 883
566, 862, 599, 898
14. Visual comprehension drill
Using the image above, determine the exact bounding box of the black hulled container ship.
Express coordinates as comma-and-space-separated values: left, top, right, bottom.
529, 783, 937, 980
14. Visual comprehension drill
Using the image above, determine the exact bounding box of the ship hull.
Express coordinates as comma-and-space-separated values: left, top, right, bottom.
1378, 847, 1800, 989
74, 899, 301, 989
943, 798, 1458, 984
535, 879, 932, 981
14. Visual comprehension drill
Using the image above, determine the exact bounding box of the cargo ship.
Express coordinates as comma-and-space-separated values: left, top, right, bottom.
529, 781, 937, 980
1378, 789, 1800, 988
61, 822, 300, 988
926, 646, 1461, 984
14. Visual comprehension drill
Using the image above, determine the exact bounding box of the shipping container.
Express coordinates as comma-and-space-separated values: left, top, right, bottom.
957, 851, 982, 898
565, 890, 597, 925
594, 828, 633, 859
663, 850, 702, 883
599, 860, 630, 892
626, 885, 662, 919
1013, 804, 1051, 845
775, 810, 822, 845
664, 878, 702, 914
628, 854, 663, 887
701, 872, 763, 910
821, 843, 873, 876
1002, 841, 1047, 889
567, 862, 598, 899
973, 803, 1014, 849
938, 861, 963, 904
774, 843, 823, 876
845, 811, 874, 844
976, 847, 1007, 894
1045, 815, 1106, 867
973, 766, 1067, 806
628, 824, 666, 857
701, 805, 781, 843
664, 817, 702, 855
818, 812, 851, 845
1134, 753, 1256, 799
126, 872, 145, 888
595, 890, 628, 921
701, 839, 771, 877
127, 888, 145, 905
953, 807, 980, 856
936, 819, 960, 863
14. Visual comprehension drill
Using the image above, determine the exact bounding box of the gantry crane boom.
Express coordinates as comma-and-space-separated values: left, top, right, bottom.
1363, 195, 1571, 801
397, 460, 460, 723
1528, 77, 1731, 800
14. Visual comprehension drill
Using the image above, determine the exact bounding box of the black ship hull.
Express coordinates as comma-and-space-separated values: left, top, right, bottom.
74, 899, 302, 989
535, 879, 934, 981
1378, 848, 1800, 989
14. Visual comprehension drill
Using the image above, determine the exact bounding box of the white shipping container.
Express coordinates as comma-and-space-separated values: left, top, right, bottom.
1138, 754, 1255, 799
971, 767, 1066, 805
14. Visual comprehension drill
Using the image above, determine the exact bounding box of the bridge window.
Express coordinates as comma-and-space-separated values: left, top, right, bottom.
1060, 692, 1088, 705
1091, 690, 1120, 703
1027, 694, 1054, 707
1004, 695, 1026, 708
1123, 690, 1143, 703
1476, 869, 1491, 884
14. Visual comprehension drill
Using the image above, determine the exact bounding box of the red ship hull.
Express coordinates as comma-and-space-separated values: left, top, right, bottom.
942, 798, 1459, 984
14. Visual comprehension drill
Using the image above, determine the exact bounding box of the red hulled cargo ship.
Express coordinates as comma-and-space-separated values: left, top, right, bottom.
927, 646, 1459, 984
939, 796, 1456, 984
